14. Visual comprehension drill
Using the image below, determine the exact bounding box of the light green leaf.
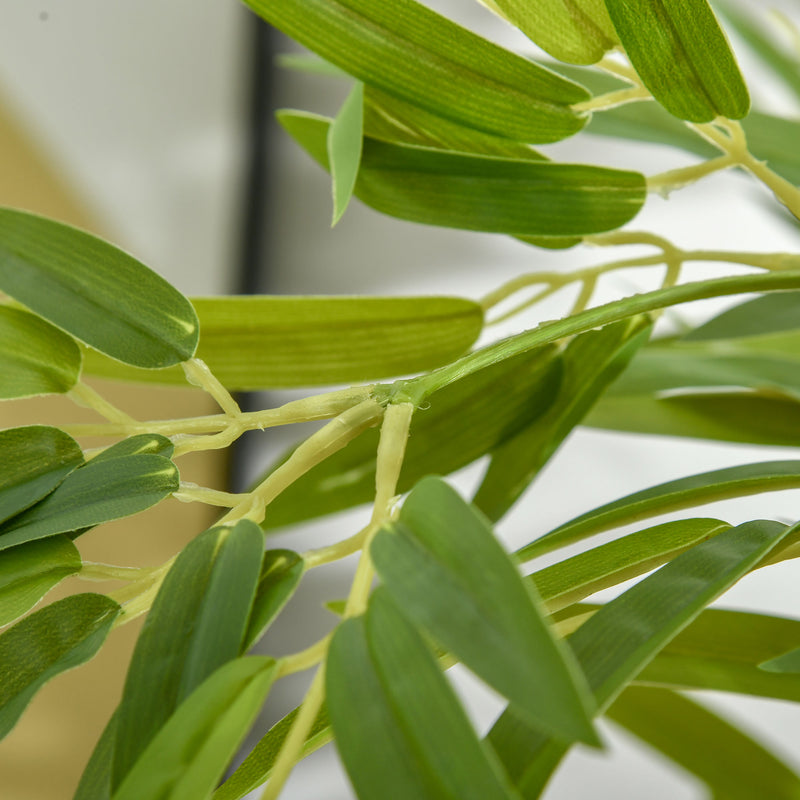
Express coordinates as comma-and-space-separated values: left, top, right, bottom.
89, 433, 175, 462
261, 344, 560, 529
327, 588, 521, 800
243, 0, 589, 143
0, 593, 120, 739
0, 208, 199, 368
761, 647, 800, 674
491, 0, 617, 65
241, 549, 304, 652
517, 461, 800, 561
474, 316, 651, 522
279, 111, 646, 236
0, 454, 180, 552
604, 0, 749, 122
112, 657, 277, 800
607, 686, 800, 799
213, 706, 331, 800
0, 305, 81, 399
0, 536, 82, 627
329, 81, 364, 225
372, 477, 598, 746
112, 519, 264, 790
687, 290, 800, 342
0, 426, 83, 525
82, 295, 483, 389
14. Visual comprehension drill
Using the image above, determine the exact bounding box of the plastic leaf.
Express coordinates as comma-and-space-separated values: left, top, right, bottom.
329, 81, 364, 225
0, 208, 199, 368
686, 290, 800, 341
89, 433, 175, 462
0, 305, 81, 399
0, 593, 120, 739
74, 713, 117, 800
372, 477, 598, 745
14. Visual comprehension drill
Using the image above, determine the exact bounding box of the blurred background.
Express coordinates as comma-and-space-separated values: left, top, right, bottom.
1, 0, 799, 797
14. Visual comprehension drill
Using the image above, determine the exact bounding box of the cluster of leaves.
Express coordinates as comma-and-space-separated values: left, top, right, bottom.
2, 0, 800, 798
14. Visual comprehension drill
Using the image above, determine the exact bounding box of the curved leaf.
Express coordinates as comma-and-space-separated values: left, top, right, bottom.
0, 305, 81, 398
0, 208, 199, 368
329, 81, 364, 224
687, 290, 800, 342
89, 433, 175, 462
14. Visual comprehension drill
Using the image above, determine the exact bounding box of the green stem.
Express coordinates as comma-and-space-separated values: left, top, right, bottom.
647, 154, 737, 196
68, 381, 137, 426
173, 482, 251, 508
182, 357, 241, 417
572, 85, 651, 113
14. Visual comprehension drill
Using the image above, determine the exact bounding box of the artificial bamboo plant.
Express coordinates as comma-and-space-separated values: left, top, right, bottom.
3, 0, 800, 797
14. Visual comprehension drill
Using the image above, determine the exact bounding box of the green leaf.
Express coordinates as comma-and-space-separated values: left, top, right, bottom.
487, 519, 794, 796
112, 519, 264, 789
261, 344, 561, 529
327, 588, 521, 800
241, 549, 304, 652
604, 0, 749, 122
0, 593, 120, 739
279, 111, 646, 236
491, 0, 617, 65
517, 461, 800, 561
687, 290, 800, 342
89, 433, 175, 462
474, 316, 651, 522
243, 0, 589, 143
329, 81, 364, 225
0, 305, 81, 399
372, 477, 598, 746
0, 454, 180, 552
112, 657, 277, 800
0, 536, 82, 627
213, 705, 331, 800
82, 295, 483, 390
74, 712, 117, 800
761, 647, 800, 674
0, 426, 83, 525
0, 208, 199, 368
607, 686, 800, 799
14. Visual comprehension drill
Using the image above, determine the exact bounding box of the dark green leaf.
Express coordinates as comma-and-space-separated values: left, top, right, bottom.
607, 686, 800, 799
0, 536, 82, 626
0, 426, 83, 525
0, 305, 81, 398
372, 477, 598, 745
280, 111, 646, 236
474, 316, 651, 522
243, 0, 589, 143
89, 433, 175, 462
687, 290, 800, 342
329, 81, 364, 224
112, 657, 277, 800
604, 0, 749, 122
0, 209, 199, 368
262, 344, 560, 529
327, 588, 521, 800
112, 519, 264, 789
0, 593, 120, 739
0, 454, 180, 552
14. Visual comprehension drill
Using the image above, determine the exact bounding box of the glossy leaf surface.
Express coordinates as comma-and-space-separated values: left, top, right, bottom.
0, 305, 81, 399
0, 426, 83, 525
329, 81, 364, 224
280, 111, 646, 236
243, 0, 589, 143
0, 454, 179, 552
0, 593, 120, 739
112, 520, 264, 789
372, 477, 598, 745
0, 209, 198, 368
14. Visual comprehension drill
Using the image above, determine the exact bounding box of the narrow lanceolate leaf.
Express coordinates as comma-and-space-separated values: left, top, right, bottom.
608, 686, 800, 800
517, 461, 800, 561
0, 305, 81, 399
0, 426, 83, 525
0, 593, 120, 739
261, 344, 561, 529
372, 477, 598, 746
329, 81, 364, 225
89, 433, 175, 462
243, 0, 589, 143
0, 536, 82, 627
327, 589, 521, 800
112, 520, 264, 790
604, 0, 749, 122
82, 295, 483, 389
0, 208, 199, 368
487, 519, 794, 797
113, 657, 277, 800
474, 316, 651, 522
0, 454, 180, 552
280, 111, 646, 236
491, 0, 617, 65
